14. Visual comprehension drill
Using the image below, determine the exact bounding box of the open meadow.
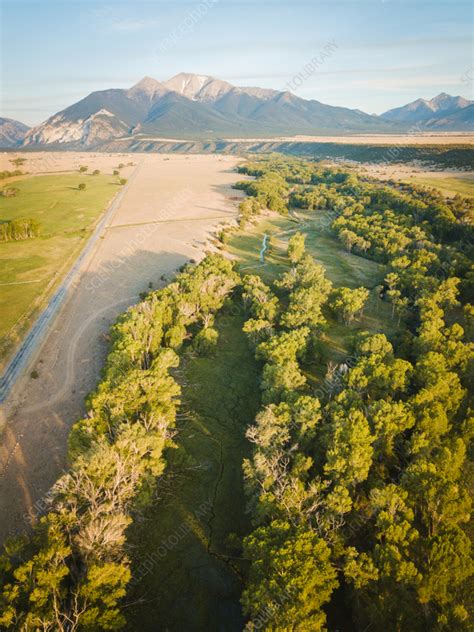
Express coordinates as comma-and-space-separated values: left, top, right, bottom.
225, 208, 398, 371
358, 162, 474, 197
0, 172, 122, 365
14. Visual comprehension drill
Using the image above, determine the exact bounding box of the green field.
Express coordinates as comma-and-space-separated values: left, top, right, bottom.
0, 173, 119, 364
226, 209, 397, 370
409, 175, 474, 197
126, 313, 260, 631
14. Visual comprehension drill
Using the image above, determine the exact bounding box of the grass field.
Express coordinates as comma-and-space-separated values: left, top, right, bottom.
0, 173, 119, 364
126, 313, 260, 631
408, 175, 474, 198
226, 209, 398, 377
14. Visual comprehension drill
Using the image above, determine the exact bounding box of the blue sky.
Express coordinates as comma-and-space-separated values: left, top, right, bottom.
1, 0, 472, 125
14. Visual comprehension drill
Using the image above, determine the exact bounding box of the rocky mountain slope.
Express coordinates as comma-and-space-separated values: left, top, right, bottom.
14, 78, 474, 150
21, 73, 397, 148
0, 117, 30, 147
381, 93, 473, 129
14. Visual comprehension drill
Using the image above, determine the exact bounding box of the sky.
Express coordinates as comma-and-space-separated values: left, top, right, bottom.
1, 0, 472, 125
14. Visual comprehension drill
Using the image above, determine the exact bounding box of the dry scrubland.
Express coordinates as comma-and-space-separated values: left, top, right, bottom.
0, 152, 137, 175
0, 153, 245, 541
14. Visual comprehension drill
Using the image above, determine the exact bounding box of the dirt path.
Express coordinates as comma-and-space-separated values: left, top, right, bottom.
0, 154, 244, 542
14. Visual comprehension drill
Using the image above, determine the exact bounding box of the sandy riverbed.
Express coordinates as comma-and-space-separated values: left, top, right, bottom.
0, 153, 245, 541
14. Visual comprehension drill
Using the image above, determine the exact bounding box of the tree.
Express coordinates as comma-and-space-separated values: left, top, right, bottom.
193, 326, 218, 355
78, 183, 86, 191
242, 521, 338, 631
368, 399, 415, 458
287, 232, 306, 265
79, 165, 88, 173
324, 403, 374, 488
92, 169, 100, 175
9, 157, 26, 167
330, 287, 370, 324
339, 228, 359, 252
242, 275, 279, 323
277, 255, 331, 294
0, 187, 19, 198
282, 285, 328, 329
257, 327, 309, 365
119, 178, 127, 186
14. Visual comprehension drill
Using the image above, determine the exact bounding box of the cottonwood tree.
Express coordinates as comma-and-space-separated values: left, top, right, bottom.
242, 521, 338, 631
330, 286, 369, 324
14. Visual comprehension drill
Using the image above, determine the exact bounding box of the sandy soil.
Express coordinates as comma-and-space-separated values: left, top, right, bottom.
222, 134, 474, 145
0, 153, 245, 541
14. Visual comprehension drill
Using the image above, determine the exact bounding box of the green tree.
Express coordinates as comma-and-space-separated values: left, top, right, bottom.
330, 286, 370, 325
287, 232, 306, 265
324, 403, 374, 488
242, 521, 338, 631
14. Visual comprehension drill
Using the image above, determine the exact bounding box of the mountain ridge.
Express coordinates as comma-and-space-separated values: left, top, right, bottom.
380, 92, 473, 128
0, 117, 30, 147
11, 76, 474, 149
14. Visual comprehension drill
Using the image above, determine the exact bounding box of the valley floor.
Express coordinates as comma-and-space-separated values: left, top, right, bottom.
0, 153, 244, 542
126, 313, 260, 631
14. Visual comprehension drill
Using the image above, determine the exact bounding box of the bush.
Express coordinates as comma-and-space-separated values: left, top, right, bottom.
193, 327, 219, 355
0, 187, 19, 197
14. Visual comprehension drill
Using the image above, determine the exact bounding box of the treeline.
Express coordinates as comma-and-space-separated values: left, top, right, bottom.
260, 141, 474, 169
0, 255, 239, 630
0, 218, 41, 242
0, 170, 23, 181
237, 157, 473, 630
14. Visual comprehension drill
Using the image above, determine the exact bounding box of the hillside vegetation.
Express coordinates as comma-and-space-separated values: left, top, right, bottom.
0, 156, 472, 631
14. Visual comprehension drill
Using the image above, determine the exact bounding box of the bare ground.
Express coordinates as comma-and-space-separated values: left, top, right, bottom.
0, 153, 244, 541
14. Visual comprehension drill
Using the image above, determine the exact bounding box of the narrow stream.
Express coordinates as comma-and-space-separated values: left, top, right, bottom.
259, 233, 268, 262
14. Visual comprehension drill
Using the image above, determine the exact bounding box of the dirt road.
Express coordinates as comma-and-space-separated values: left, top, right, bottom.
0, 154, 244, 541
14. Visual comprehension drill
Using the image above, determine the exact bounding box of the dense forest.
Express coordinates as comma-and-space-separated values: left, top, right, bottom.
0, 155, 472, 630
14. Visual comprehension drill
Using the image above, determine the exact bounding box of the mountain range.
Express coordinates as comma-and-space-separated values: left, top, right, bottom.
1, 74, 472, 149
380, 93, 474, 129
0, 117, 30, 147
